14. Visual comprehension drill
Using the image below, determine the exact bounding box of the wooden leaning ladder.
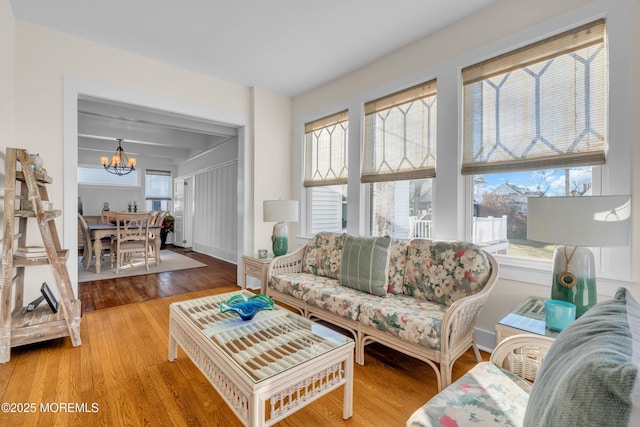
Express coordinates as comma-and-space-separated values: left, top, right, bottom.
0, 148, 81, 363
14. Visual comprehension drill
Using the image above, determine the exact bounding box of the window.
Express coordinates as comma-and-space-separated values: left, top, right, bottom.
304, 111, 349, 232
363, 80, 437, 238
145, 169, 172, 211
462, 20, 606, 258
473, 167, 591, 259
78, 165, 139, 186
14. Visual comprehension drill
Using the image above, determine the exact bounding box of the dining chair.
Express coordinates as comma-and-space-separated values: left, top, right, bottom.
148, 210, 168, 264
110, 212, 154, 273
77, 213, 111, 270
100, 210, 117, 224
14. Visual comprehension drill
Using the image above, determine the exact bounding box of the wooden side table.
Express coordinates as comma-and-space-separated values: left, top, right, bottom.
495, 296, 559, 345
241, 254, 273, 294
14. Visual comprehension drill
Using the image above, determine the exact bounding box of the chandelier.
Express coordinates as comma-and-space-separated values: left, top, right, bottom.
101, 138, 136, 176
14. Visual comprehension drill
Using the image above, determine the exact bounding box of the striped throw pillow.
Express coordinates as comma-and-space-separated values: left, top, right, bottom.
339, 235, 391, 296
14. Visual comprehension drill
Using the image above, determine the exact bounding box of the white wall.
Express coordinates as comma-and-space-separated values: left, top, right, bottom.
0, 0, 14, 151
243, 88, 293, 289
176, 138, 240, 263
251, 89, 293, 252
291, 0, 639, 349
177, 138, 238, 177
10, 18, 290, 299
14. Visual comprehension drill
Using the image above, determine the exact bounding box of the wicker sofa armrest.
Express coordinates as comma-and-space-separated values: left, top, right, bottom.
489, 333, 555, 383
267, 245, 306, 285
435, 252, 499, 386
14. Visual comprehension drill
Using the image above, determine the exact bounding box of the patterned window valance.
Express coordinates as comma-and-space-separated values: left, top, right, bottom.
461, 19, 607, 175
362, 79, 437, 183
303, 110, 349, 187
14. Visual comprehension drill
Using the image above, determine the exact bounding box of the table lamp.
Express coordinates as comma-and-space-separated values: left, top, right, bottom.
527, 195, 631, 317
263, 200, 299, 257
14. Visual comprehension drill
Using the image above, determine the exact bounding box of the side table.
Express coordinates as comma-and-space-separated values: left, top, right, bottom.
495, 296, 559, 345
242, 254, 273, 294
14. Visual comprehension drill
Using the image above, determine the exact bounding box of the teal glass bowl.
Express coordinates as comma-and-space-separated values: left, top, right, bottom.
220, 294, 274, 321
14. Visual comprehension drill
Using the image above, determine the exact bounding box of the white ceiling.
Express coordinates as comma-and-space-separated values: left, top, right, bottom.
11, 0, 495, 97
11, 0, 496, 163
77, 97, 238, 165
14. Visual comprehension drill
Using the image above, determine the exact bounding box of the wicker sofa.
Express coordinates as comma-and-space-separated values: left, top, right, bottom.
266, 232, 499, 390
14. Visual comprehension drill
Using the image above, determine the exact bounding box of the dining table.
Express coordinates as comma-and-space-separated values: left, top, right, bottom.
87, 223, 162, 273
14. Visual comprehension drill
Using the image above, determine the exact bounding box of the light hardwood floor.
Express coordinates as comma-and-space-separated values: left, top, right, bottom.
1, 250, 488, 426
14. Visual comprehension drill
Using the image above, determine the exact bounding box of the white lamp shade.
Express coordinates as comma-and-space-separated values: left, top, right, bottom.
263, 200, 299, 223
527, 195, 631, 247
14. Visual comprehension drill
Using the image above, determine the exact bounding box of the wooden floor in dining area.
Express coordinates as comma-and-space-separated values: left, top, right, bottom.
1, 247, 488, 426
79, 245, 238, 312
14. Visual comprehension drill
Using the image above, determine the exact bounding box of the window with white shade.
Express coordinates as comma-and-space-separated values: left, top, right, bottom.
462, 19, 606, 258
363, 80, 437, 238
145, 169, 172, 211
304, 111, 349, 232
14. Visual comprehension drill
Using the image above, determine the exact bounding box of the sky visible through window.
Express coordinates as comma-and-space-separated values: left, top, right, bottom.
475, 167, 591, 198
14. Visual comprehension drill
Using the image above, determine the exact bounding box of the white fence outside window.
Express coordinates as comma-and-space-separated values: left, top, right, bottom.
409, 215, 509, 254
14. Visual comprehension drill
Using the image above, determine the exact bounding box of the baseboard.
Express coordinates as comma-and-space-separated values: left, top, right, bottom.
475, 327, 497, 353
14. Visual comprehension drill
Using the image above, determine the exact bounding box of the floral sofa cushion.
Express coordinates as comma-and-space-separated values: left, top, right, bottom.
302, 232, 345, 280
269, 273, 339, 300
304, 283, 385, 321
407, 361, 532, 427
388, 240, 409, 295
357, 294, 447, 350
404, 240, 491, 306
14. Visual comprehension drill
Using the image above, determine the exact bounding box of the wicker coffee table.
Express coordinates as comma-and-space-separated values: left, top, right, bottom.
168, 290, 354, 426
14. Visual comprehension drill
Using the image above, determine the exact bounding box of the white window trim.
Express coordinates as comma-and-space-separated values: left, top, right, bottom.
295, 0, 633, 294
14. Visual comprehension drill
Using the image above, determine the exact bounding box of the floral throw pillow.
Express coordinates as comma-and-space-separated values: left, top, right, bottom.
404, 239, 491, 306
302, 232, 345, 280
387, 240, 408, 294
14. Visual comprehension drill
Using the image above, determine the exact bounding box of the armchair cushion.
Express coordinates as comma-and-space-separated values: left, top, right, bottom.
523, 287, 640, 427
407, 361, 532, 427
339, 235, 391, 296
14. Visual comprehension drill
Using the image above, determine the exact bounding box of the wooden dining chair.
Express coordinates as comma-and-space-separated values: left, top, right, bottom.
100, 210, 117, 224
78, 213, 111, 270
78, 213, 94, 270
148, 210, 168, 264
110, 212, 153, 273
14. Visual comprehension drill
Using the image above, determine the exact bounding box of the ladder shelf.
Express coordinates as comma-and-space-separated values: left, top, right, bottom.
1, 147, 81, 363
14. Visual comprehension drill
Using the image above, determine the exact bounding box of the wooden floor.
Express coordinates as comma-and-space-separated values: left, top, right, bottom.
1, 248, 488, 426
79, 246, 238, 312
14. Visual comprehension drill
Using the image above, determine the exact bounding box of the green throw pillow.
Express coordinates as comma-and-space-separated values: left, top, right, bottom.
523, 287, 640, 426
339, 235, 391, 297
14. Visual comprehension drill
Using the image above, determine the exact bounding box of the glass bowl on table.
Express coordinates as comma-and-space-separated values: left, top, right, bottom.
219, 294, 274, 321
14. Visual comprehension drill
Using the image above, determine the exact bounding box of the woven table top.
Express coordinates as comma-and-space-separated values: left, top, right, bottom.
171, 291, 352, 382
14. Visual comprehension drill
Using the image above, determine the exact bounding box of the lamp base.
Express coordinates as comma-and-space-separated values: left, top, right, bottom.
272, 222, 288, 257
551, 245, 596, 318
